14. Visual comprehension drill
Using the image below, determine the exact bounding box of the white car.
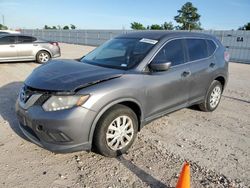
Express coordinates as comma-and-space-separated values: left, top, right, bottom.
0, 30, 20, 34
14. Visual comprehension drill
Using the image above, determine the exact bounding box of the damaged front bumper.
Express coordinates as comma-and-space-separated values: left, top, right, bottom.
15, 97, 97, 153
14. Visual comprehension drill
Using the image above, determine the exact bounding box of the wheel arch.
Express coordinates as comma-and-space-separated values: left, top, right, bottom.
214, 75, 226, 90
88, 98, 144, 146
36, 49, 52, 58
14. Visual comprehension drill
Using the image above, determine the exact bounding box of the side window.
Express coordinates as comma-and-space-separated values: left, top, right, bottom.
17, 36, 36, 43
152, 39, 185, 66
186, 39, 208, 61
0, 36, 16, 44
206, 40, 217, 56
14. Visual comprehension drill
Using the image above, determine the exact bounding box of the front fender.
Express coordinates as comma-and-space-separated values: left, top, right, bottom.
87, 97, 144, 146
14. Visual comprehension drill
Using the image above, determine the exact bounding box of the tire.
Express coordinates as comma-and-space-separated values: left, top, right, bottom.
93, 104, 138, 157
199, 80, 223, 112
36, 50, 51, 64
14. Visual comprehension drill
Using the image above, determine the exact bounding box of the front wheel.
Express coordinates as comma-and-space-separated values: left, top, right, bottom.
199, 80, 223, 112
36, 51, 51, 64
93, 104, 138, 157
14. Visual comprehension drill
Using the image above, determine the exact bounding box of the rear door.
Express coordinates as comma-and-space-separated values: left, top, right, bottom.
144, 39, 191, 119
0, 36, 18, 60
16, 36, 37, 59
185, 38, 217, 104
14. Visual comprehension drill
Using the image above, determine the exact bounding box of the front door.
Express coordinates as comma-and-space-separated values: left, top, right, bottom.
144, 39, 191, 119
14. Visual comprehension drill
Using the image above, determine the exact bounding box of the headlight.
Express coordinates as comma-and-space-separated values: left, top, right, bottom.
42, 95, 89, 111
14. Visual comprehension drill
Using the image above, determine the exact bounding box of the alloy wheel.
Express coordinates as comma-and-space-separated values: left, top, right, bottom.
39, 52, 50, 63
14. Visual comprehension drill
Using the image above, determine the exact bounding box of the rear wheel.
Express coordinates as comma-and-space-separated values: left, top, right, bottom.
93, 104, 138, 157
36, 51, 51, 64
199, 80, 222, 112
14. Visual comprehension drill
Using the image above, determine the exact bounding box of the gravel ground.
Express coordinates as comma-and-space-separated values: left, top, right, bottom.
0, 43, 249, 188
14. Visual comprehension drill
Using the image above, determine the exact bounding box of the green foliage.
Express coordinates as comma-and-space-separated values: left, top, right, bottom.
70, 24, 76, 30
131, 22, 146, 30
131, 22, 174, 30
63, 25, 69, 30
150, 24, 163, 30
238, 22, 250, 30
174, 2, 201, 30
44, 25, 52, 29
163, 22, 174, 30
0, 24, 8, 30
44, 25, 76, 30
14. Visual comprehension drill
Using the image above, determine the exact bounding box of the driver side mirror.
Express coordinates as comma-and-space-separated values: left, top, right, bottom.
149, 62, 171, 72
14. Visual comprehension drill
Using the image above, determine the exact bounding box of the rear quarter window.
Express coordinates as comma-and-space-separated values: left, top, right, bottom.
186, 39, 208, 61
206, 40, 217, 56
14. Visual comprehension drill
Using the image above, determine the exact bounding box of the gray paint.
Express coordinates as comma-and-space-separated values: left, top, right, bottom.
15, 31, 228, 152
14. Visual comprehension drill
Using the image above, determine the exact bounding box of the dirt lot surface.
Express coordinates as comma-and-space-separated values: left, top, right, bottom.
0, 43, 249, 188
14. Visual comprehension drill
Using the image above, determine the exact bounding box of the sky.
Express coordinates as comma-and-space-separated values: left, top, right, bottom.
0, 0, 249, 30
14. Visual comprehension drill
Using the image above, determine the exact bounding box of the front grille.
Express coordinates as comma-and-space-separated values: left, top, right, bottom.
20, 85, 34, 103
20, 85, 51, 106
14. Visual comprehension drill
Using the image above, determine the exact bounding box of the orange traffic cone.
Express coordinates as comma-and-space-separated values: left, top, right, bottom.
176, 161, 191, 188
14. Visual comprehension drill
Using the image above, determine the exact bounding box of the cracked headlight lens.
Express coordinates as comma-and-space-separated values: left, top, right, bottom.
42, 95, 89, 111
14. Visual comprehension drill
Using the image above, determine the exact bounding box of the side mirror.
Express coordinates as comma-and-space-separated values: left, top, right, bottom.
149, 62, 171, 72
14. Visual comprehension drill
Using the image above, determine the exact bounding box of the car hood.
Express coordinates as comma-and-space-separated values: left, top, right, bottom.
25, 59, 124, 92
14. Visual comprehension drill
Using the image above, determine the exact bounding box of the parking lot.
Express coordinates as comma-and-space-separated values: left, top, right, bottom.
0, 43, 249, 188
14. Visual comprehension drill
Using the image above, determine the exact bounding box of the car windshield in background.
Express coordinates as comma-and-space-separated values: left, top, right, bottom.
81, 38, 157, 69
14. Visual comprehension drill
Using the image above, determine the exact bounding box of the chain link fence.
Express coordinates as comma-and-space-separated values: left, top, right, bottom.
21, 29, 250, 64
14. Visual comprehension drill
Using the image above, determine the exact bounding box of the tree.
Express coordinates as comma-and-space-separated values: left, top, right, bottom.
52, 26, 57, 29
238, 22, 250, 30
174, 2, 201, 30
63, 25, 69, 30
0, 24, 8, 30
131, 22, 145, 30
44, 25, 51, 29
150, 24, 163, 30
70, 24, 76, 30
163, 22, 174, 30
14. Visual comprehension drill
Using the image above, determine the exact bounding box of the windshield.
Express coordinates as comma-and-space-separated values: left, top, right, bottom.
81, 38, 157, 70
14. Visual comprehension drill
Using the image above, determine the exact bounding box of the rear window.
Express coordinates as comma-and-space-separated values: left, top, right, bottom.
152, 39, 185, 66
186, 39, 208, 61
0, 36, 16, 44
17, 36, 36, 43
206, 40, 217, 56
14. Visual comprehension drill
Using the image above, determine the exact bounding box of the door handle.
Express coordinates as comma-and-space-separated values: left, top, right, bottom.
181, 71, 191, 77
9, 45, 15, 47
209, 63, 215, 68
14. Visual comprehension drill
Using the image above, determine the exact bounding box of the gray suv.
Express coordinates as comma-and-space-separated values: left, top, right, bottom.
16, 31, 228, 157
0, 34, 60, 63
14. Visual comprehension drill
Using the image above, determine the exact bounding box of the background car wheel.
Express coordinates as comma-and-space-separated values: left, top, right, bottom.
36, 51, 51, 64
199, 80, 223, 112
93, 104, 138, 157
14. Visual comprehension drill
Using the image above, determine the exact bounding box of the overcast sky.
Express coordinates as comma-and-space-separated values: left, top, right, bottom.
1, 0, 249, 30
